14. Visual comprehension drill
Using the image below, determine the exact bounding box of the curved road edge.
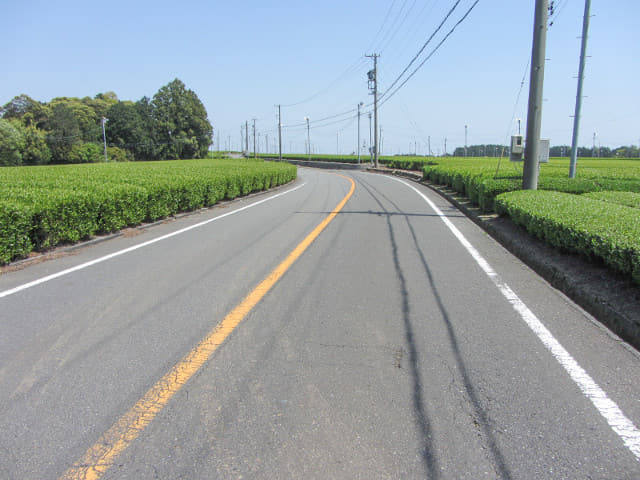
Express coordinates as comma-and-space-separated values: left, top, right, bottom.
367, 167, 640, 352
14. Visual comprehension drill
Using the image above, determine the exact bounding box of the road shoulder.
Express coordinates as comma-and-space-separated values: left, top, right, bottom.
368, 167, 640, 351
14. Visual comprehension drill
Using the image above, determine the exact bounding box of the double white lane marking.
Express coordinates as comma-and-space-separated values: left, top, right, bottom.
0, 182, 306, 299
389, 175, 640, 462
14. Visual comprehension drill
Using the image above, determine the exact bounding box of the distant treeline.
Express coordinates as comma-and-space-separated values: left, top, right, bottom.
450, 144, 640, 158
0, 78, 213, 166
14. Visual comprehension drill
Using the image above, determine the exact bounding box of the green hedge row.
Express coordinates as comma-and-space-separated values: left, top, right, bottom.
259, 154, 364, 164
582, 191, 640, 209
423, 158, 640, 212
258, 153, 441, 170
0, 159, 297, 264
383, 157, 437, 170
495, 190, 640, 284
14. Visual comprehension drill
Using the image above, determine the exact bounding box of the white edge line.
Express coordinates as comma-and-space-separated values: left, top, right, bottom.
0, 182, 307, 299
387, 175, 640, 462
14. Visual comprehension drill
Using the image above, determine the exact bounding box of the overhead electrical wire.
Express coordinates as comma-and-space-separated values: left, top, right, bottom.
549, 0, 569, 27
279, 0, 415, 115
391, 0, 439, 52
309, 112, 359, 131
375, 0, 415, 53
283, 106, 359, 130
365, 0, 401, 53
380, 0, 463, 98
280, 56, 368, 107
267, 0, 480, 148
379, 0, 481, 108
46, 126, 103, 142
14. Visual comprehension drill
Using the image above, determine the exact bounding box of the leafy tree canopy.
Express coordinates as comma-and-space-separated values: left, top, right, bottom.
1, 94, 50, 130
106, 100, 158, 161
0, 119, 26, 166
1, 79, 214, 166
152, 79, 213, 159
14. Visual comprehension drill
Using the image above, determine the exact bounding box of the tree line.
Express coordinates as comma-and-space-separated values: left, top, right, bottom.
451, 144, 640, 158
0, 79, 213, 166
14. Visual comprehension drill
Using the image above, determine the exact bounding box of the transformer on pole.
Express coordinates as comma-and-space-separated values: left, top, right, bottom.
366, 53, 379, 168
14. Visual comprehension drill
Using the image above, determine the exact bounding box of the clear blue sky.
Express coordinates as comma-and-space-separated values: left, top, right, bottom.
3, 0, 638, 155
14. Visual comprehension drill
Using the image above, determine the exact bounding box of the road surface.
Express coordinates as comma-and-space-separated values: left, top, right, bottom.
1, 168, 639, 479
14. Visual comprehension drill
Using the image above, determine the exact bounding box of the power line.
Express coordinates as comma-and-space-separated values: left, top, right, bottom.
375, 0, 416, 53
379, 0, 481, 108
309, 113, 359, 131
366, 0, 401, 52
282, 107, 359, 130
549, 0, 569, 27
280, 57, 368, 107
381, 0, 464, 98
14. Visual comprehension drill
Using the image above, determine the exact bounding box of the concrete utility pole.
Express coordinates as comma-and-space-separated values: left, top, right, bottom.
464, 125, 468, 157
245, 121, 249, 153
368, 112, 373, 163
357, 102, 363, 163
444, 138, 447, 156
304, 117, 310, 161
366, 53, 380, 168
252, 119, 256, 158
278, 105, 282, 161
101, 117, 108, 162
523, 0, 549, 190
569, 0, 591, 178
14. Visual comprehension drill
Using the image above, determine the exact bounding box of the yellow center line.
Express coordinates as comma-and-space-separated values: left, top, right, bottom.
59, 173, 356, 480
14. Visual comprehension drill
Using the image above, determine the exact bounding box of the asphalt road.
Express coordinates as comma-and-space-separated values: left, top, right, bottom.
1, 168, 639, 479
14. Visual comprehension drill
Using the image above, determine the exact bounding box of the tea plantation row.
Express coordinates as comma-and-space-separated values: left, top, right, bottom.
0, 159, 297, 264
406, 157, 640, 284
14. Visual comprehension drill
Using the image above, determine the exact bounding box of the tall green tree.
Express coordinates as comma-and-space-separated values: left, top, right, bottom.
0, 119, 25, 166
83, 92, 118, 125
106, 100, 158, 160
21, 125, 51, 165
46, 102, 83, 163
1, 94, 50, 129
47, 98, 99, 142
151, 79, 213, 159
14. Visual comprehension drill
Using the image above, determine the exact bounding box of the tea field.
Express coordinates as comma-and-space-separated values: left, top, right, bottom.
0, 158, 297, 264
415, 157, 640, 284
